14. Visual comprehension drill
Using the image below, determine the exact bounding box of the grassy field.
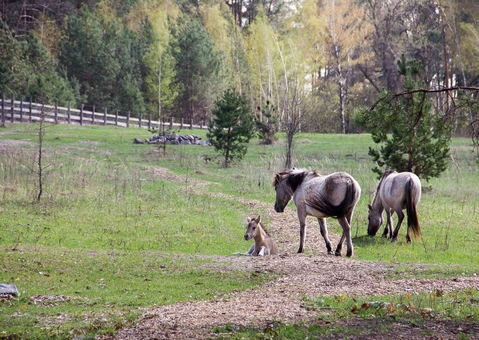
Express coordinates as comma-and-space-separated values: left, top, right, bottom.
0, 123, 478, 339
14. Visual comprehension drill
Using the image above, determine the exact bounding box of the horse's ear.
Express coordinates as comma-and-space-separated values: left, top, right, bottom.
368, 204, 372, 212
247, 217, 251, 222
255, 215, 261, 223
274, 173, 281, 186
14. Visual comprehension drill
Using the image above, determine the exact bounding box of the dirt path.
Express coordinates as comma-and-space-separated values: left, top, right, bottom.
106, 167, 479, 339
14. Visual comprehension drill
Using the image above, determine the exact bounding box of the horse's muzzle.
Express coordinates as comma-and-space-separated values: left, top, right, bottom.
274, 204, 284, 213
244, 234, 251, 241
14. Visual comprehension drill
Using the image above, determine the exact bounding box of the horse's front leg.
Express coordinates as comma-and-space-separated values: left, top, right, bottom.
297, 211, 307, 253
336, 216, 353, 257
245, 244, 255, 255
384, 208, 394, 241
318, 218, 333, 255
391, 210, 406, 242
382, 224, 389, 238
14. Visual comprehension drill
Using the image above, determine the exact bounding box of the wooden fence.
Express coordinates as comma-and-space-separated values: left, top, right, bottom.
0, 93, 207, 130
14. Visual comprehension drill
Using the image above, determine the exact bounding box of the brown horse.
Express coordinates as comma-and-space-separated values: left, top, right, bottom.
367, 169, 421, 242
244, 215, 279, 256
273, 169, 361, 257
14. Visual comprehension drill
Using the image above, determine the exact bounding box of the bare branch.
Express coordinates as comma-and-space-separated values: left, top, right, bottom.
370, 86, 479, 111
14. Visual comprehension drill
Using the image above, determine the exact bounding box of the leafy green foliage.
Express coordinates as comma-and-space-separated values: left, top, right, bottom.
59, 6, 147, 113
207, 89, 255, 167
172, 15, 223, 121
1, 0, 479, 141
0, 21, 77, 104
142, 10, 178, 119
355, 55, 453, 181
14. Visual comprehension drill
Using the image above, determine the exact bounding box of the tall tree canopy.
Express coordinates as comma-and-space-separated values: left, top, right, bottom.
172, 15, 223, 122
59, 5, 148, 113
0, 0, 478, 140
0, 20, 76, 104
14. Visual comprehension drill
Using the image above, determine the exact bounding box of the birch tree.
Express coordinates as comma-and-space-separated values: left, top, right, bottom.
130, 0, 180, 121
321, 0, 370, 133
244, 11, 281, 116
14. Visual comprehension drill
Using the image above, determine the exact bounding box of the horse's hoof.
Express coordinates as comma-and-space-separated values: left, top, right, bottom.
334, 251, 341, 256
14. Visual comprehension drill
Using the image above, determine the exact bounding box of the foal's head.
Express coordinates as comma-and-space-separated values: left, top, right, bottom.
244, 215, 262, 241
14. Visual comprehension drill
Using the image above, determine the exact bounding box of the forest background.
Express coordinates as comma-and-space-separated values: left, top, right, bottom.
1, 0, 479, 135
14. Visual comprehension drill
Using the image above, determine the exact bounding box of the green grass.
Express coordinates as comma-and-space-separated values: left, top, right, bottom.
1, 123, 478, 338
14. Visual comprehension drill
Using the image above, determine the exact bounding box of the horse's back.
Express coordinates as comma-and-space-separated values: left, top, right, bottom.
302, 171, 361, 218
269, 238, 279, 255
308, 171, 359, 191
319, 171, 360, 201
381, 172, 421, 208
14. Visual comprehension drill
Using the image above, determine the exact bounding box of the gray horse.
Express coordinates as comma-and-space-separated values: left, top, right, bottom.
367, 169, 421, 243
273, 169, 361, 257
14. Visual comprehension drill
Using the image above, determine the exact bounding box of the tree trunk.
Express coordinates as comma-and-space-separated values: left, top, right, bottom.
338, 76, 347, 134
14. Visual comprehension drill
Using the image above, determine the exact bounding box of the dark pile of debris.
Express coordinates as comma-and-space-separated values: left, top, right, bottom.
133, 132, 210, 145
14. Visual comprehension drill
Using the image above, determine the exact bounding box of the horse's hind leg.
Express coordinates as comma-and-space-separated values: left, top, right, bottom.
258, 246, 268, 256
335, 216, 353, 257
318, 218, 333, 255
335, 232, 345, 256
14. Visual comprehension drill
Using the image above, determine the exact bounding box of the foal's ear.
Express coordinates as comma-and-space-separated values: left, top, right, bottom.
247, 217, 251, 223
255, 215, 261, 223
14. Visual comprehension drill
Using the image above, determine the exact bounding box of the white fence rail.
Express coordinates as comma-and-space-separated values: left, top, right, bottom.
0, 94, 207, 130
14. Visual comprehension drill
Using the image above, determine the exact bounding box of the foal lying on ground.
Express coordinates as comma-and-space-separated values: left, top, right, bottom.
244, 216, 279, 256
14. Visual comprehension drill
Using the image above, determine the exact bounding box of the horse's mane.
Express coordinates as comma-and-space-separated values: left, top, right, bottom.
258, 222, 271, 236
378, 169, 396, 188
272, 168, 321, 190
371, 169, 396, 203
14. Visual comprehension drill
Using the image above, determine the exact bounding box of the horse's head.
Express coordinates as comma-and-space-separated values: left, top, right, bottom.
273, 173, 294, 212
367, 203, 384, 236
244, 215, 261, 241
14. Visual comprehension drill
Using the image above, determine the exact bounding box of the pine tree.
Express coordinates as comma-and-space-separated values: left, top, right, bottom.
355, 55, 453, 181
207, 89, 255, 168
60, 6, 146, 113
172, 15, 223, 122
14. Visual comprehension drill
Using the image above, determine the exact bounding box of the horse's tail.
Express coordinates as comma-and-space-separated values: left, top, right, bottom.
405, 177, 421, 239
